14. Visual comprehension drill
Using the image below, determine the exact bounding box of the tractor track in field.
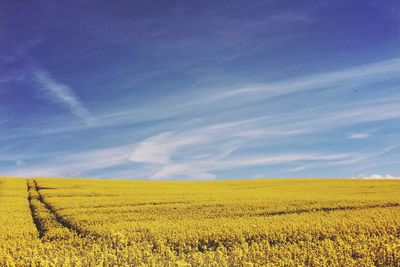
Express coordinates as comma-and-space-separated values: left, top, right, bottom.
33, 179, 83, 236
256, 202, 400, 218
27, 180, 45, 238
27, 179, 48, 238
27, 178, 92, 240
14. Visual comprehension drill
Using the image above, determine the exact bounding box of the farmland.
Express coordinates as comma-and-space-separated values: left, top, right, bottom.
1, 177, 400, 266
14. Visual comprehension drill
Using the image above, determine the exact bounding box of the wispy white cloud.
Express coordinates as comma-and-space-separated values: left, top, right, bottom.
3, 57, 400, 180
129, 132, 205, 165
98, 58, 400, 135
0, 145, 133, 178
355, 174, 400, 179
14, 57, 400, 140
126, 118, 362, 180
34, 68, 92, 123
288, 143, 400, 174
204, 57, 400, 103
348, 132, 369, 139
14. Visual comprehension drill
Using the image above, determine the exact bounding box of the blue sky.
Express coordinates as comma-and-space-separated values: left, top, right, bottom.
0, 0, 399, 179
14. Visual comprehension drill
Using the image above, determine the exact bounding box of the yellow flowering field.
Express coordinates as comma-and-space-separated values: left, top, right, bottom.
1, 177, 400, 266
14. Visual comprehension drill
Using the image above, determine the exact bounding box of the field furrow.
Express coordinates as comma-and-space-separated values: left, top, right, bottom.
27, 179, 77, 241
256, 202, 400, 217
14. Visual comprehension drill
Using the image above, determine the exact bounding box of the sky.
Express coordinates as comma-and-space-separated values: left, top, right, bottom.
0, 0, 399, 180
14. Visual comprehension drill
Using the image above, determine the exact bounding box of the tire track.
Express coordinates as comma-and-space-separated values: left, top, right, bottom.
32, 179, 103, 240
27, 179, 46, 238
256, 202, 400, 217
32, 179, 85, 237
27, 178, 88, 240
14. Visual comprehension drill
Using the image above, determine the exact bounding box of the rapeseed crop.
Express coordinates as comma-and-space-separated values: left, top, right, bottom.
0, 177, 399, 266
